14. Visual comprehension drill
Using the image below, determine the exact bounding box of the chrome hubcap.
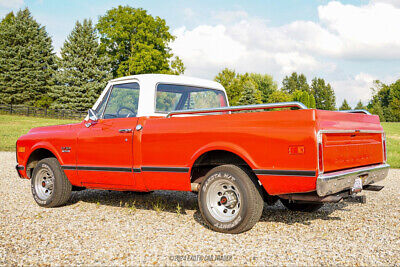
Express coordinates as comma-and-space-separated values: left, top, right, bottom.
206, 179, 241, 222
34, 166, 55, 200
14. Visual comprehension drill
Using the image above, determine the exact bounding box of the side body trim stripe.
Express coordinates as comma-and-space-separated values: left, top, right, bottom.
61, 166, 190, 173
62, 166, 131, 172
141, 166, 190, 173
62, 165, 314, 176
253, 169, 316, 177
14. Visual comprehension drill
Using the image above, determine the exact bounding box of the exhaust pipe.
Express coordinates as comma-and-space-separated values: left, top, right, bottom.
278, 192, 343, 203
191, 183, 200, 192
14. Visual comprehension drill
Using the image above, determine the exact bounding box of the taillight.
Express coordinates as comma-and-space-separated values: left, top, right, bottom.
318, 142, 324, 173
382, 133, 387, 163
317, 133, 324, 174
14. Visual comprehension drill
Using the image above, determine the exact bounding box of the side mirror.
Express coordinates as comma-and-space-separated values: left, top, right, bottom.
85, 109, 99, 128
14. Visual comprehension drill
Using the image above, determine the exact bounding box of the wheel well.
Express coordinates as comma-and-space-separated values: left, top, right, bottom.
191, 150, 272, 202
26, 148, 57, 178
191, 150, 253, 183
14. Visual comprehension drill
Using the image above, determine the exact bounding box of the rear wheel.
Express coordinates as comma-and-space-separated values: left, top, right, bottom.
198, 165, 264, 234
280, 199, 323, 212
31, 158, 72, 207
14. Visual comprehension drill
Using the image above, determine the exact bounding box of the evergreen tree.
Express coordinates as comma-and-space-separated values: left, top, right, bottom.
51, 19, 111, 111
237, 80, 262, 105
354, 100, 367, 110
0, 8, 56, 105
282, 72, 310, 94
339, 99, 351, 110
310, 78, 336, 110
1, 12, 15, 25
292, 90, 316, 108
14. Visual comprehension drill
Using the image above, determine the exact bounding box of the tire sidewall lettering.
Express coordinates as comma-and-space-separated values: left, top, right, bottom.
201, 170, 245, 231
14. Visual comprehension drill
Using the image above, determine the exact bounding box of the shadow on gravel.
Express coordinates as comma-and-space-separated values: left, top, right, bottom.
66, 189, 351, 229
258, 201, 349, 225
193, 201, 351, 230
66, 189, 199, 215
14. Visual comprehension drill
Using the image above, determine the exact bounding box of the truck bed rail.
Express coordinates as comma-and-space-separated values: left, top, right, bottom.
339, 109, 371, 115
166, 102, 307, 118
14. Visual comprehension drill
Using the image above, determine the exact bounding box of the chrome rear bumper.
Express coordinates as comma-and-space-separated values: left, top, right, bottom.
316, 163, 390, 196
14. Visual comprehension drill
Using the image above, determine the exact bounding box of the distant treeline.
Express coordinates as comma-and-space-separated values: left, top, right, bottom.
0, 7, 398, 121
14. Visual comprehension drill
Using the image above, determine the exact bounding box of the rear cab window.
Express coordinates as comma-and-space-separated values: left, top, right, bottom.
155, 84, 227, 113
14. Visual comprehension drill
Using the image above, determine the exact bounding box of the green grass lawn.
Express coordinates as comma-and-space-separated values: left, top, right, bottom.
381, 122, 400, 168
0, 114, 399, 168
0, 115, 80, 151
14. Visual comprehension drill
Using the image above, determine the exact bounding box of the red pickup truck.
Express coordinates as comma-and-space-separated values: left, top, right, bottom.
16, 74, 389, 233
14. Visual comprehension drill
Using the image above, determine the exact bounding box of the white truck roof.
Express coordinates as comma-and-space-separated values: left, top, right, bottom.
91, 74, 227, 118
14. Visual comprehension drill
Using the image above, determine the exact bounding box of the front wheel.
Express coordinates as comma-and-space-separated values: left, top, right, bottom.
31, 158, 72, 208
198, 165, 264, 234
280, 199, 323, 212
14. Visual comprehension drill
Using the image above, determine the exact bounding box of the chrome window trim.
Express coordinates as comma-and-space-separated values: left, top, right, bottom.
99, 85, 113, 120
153, 82, 228, 115
101, 82, 140, 120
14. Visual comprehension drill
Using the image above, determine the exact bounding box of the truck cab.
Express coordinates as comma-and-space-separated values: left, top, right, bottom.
16, 74, 389, 234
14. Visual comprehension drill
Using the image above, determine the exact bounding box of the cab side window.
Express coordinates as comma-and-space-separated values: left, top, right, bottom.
103, 83, 140, 119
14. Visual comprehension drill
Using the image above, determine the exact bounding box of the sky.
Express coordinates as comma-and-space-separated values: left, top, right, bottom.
1, 0, 399, 107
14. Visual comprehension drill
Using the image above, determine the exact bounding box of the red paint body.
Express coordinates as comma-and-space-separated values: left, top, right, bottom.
16, 109, 385, 195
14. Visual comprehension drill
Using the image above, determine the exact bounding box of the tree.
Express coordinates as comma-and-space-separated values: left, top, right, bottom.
292, 90, 316, 108
368, 100, 385, 122
310, 78, 336, 110
339, 99, 351, 110
267, 91, 292, 103
237, 80, 262, 105
214, 69, 254, 106
214, 68, 239, 105
50, 19, 112, 111
368, 80, 393, 121
215, 69, 277, 105
354, 100, 367, 110
1, 12, 14, 25
282, 72, 310, 94
388, 79, 400, 121
0, 8, 56, 106
97, 6, 183, 77
249, 73, 277, 103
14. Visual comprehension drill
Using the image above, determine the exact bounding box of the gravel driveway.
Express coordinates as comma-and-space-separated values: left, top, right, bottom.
1, 151, 399, 265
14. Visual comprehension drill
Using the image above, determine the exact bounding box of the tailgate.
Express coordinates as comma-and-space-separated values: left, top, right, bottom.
316, 110, 385, 173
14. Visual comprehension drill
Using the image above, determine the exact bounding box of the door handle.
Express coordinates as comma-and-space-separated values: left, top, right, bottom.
119, 128, 132, 133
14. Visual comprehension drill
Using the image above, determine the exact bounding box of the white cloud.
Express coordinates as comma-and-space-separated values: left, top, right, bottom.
171, 20, 330, 79
371, 0, 400, 8
318, 1, 400, 59
171, 1, 400, 107
0, 0, 23, 9
331, 73, 377, 108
